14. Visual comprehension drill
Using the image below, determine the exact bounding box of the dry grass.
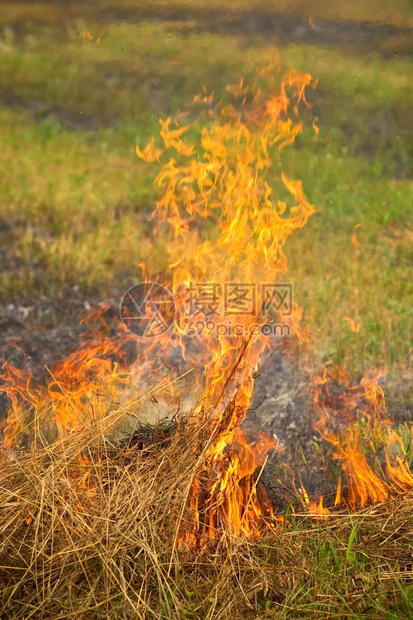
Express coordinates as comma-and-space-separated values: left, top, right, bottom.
0, 411, 412, 619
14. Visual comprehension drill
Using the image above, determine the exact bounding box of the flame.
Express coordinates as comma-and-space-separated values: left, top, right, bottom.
134, 64, 318, 543
308, 497, 330, 518
139, 67, 316, 431
312, 120, 319, 141
83, 27, 106, 46
314, 368, 413, 509
180, 427, 279, 544
343, 316, 361, 333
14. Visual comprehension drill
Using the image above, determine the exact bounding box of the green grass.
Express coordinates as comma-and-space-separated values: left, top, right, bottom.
0, 8, 411, 375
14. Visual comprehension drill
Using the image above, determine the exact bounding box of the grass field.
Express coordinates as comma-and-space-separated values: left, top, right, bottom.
0, 0, 412, 375
0, 1, 412, 617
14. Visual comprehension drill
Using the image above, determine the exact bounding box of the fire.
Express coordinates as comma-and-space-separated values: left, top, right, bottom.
314, 368, 413, 509
134, 64, 317, 543
307, 497, 330, 518
1, 61, 412, 546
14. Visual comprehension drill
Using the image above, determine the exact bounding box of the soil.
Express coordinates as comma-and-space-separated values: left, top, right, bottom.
0, 87, 102, 131
0, 286, 307, 433
1, 286, 411, 426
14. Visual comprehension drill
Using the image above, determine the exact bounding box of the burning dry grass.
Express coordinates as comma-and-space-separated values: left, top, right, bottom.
0, 417, 412, 619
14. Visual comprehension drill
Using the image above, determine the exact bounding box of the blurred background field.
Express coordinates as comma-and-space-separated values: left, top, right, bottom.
0, 0, 412, 379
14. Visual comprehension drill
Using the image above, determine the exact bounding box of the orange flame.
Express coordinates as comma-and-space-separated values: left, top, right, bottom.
343, 316, 361, 333
314, 368, 413, 509
133, 64, 319, 543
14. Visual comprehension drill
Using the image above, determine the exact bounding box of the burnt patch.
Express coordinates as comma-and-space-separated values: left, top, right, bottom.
95, 5, 413, 58
0, 88, 103, 130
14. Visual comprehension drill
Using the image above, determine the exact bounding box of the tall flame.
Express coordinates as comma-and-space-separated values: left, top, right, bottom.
140, 67, 315, 415
134, 64, 316, 543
